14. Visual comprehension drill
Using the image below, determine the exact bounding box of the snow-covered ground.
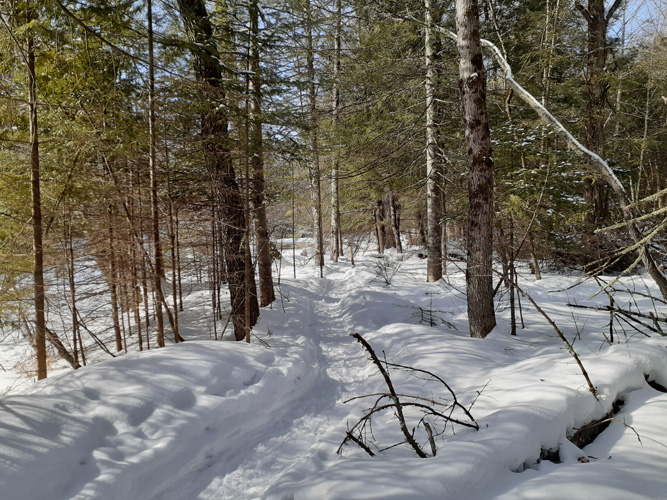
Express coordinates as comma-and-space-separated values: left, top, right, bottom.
1, 250, 667, 499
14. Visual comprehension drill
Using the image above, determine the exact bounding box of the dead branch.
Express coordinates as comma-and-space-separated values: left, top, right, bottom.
339, 334, 478, 457
350, 333, 427, 457
567, 302, 667, 327
513, 285, 598, 396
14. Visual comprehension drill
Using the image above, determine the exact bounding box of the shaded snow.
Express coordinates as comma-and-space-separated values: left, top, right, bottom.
1, 252, 667, 499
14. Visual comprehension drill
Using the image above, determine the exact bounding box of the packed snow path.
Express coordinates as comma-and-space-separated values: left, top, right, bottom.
2, 255, 667, 499
197, 268, 382, 499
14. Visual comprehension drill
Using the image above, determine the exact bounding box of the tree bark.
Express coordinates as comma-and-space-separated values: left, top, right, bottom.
28, 33, 47, 379
374, 200, 385, 254
249, 0, 275, 307
455, 0, 496, 338
389, 195, 402, 254
330, 0, 343, 263
576, 0, 619, 228
65, 217, 82, 365
147, 0, 165, 347
305, 0, 325, 276
176, 0, 259, 339
425, 0, 442, 282
107, 208, 123, 352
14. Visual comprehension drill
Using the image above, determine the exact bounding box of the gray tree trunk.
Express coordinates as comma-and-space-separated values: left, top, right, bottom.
425, 0, 442, 282
455, 0, 496, 338
330, 0, 343, 263
374, 200, 385, 254
389, 195, 402, 254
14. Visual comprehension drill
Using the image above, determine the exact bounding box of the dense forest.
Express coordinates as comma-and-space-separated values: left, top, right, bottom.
1, 0, 667, 376
3, 2, 667, 498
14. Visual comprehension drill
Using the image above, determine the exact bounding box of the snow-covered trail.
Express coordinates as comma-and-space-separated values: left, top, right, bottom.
193, 268, 380, 499
3, 256, 667, 500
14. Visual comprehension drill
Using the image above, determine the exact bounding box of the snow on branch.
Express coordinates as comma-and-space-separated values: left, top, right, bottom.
437, 26, 628, 202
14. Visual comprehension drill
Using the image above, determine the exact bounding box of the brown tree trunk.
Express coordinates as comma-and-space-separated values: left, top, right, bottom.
389, 195, 402, 254
107, 208, 123, 352
529, 232, 542, 280
168, 183, 179, 343
175, 210, 184, 312
65, 217, 82, 366
576, 0, 623, 228
374, 200, 385, 254
441, 180, 447, 275
147, 0, 165, 348
456, 0, 496, 338
249, 0, 275, 307
383, 198, 395, 250
28, 33, 47, 379
425, 0, 442, 282
416, 210, 427, 247
176, 0, 259, 339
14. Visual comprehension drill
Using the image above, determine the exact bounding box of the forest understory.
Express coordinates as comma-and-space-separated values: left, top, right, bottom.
3, 0, 667, 498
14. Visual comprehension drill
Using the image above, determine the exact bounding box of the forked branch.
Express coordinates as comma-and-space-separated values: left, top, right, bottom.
339, 333, 478, 457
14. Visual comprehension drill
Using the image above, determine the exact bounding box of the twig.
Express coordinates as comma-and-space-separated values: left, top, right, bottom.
424, 422, 436, 457
351, 333, 427, 457
513, 286, 597, 396
344, 431, 375, 457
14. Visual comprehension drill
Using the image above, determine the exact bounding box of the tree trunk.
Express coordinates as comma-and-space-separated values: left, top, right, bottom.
176, 0, 259, 339
441, 178, 447, 275
147, 0, 165, 348
65, 218, 82, 365
576, 0, 622, 228
529, 232, 542, 280
305, 0, 325, 276
374, 200, 385, 254
28, 33, 47, 379
389, 195, 402, 254
330, 0, 343, 263
168, 187, 179, 343
249, 0, 275, 307
425, 0, 442, 282
175, 209, 183, 311
107, 208, 123, 352
383, 199, 395, 250
416, 210, 427, 247
509, 218, 516, 336
455, 0, 496, 338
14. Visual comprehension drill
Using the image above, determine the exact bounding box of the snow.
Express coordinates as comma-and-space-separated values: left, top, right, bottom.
2, 250, 667, 499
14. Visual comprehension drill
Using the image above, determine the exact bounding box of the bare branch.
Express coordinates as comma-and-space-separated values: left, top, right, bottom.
574, 1, 593, 23
351, 333, 427, 457
606, 0, 625, 23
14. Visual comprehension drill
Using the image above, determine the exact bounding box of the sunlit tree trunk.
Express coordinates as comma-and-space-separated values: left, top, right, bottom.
425, 0, 442, 282
28, 32, 47, 379
147, 0, 165, 347
456, 0, 496, 338
305, 0, 324, 276
330, 0, 343, 263
177, 0, 259, 339
249, 0, 275, 306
